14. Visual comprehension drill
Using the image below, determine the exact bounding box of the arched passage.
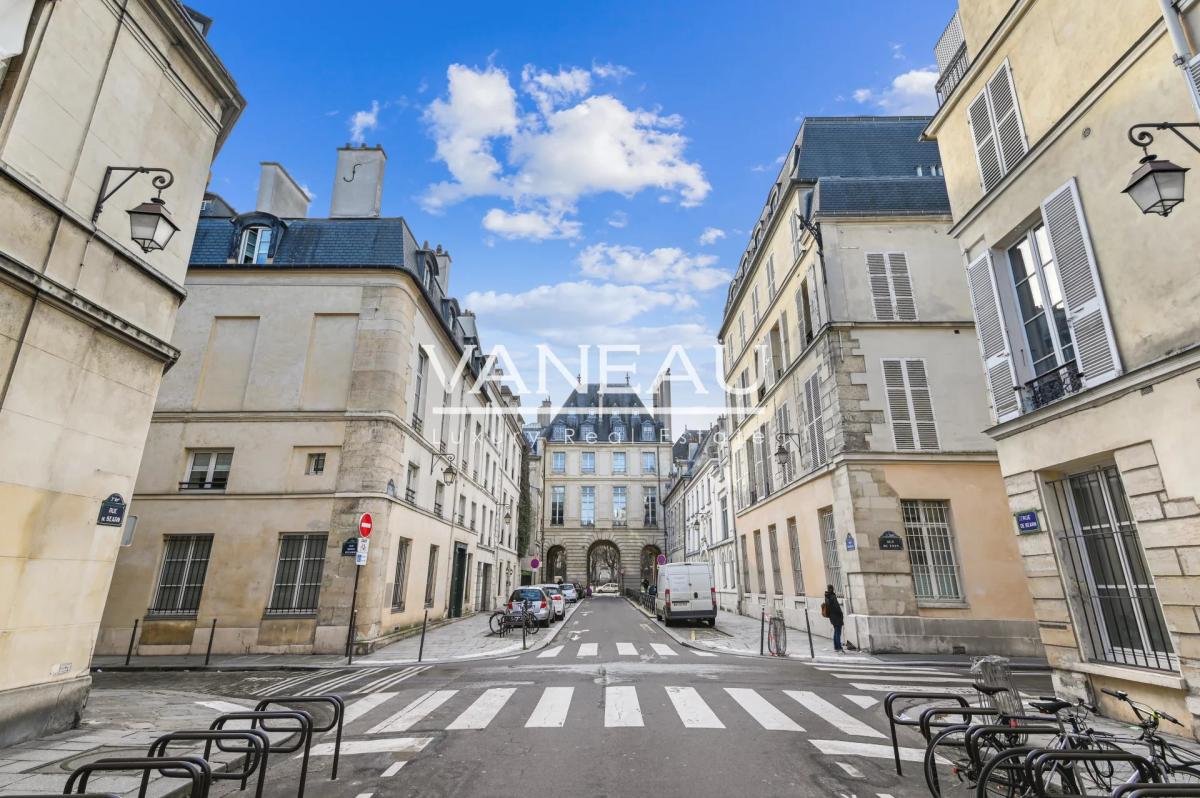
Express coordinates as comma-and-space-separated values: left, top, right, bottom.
640, 544, 662, 587
587, 540, 622, 587
546, 545, 567, 583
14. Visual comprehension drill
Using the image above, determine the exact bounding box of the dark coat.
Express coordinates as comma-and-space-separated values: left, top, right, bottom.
824, 589, 844, 626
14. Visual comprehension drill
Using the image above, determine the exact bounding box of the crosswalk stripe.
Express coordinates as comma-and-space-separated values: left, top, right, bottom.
814, 665, 954, 676
302, 668, 385, 695
356, 666, 427, 694
784, 691, 884, 738
309, 737, 432, 756
845, 695, 879, 710
255, 671, 327, 696
380, 762, 406, 777
650, 643, 676, 657
525, 687, 573, 728
537, 646, 564, 659
577, 643, 598, 657
341, 692, 396, 726
810, 739, 927, 762
830, 674, 975, 684
604, 686, 643, 727
724, 688, 803, 731
837, 762, 864, 778
666, 686, 723, 729
616, 642, 637, 656
368, 690, 457, 734
693, 650, 718, 657
447, 688, 516, 730
850, 682, 976, 694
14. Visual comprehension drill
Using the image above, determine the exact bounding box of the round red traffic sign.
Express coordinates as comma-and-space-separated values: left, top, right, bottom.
358, 512, 373, 538
656, 554, 667, 565
530, 557, 541, 569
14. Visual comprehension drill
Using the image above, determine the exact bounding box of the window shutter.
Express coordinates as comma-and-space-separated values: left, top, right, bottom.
883, 358, 939, 450
987, 61, 1028, 173
807, 265, 822, 329
779, 310, 791, 365
761, 334, 775, 388
1186, 52, 1200, 122
968, 90, 1003, 191
1039, 178, 1121, 388
867, 253, 894, 320
965, 252, 1020, 422
888, 253, 917, 320
804, 372, 827, 467
905, 359, 940, 450
882, 359, 914, 450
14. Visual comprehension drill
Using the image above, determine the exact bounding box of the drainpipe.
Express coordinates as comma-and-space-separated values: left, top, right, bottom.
1158, 0, 1195, 65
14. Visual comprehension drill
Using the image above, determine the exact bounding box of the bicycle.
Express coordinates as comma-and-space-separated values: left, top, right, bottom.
767, 613, 787, 656
1100, 688, 1200, 785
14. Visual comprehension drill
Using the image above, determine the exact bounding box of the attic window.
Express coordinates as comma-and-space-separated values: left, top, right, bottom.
239, 226, 272, 264
641, 421, 655, 442
552, 424, 566, 442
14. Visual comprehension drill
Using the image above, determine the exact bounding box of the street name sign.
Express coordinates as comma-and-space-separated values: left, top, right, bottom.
97, 494, 126, 527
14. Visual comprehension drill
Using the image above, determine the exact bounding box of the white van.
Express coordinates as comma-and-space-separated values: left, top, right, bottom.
654, 562, 717, 627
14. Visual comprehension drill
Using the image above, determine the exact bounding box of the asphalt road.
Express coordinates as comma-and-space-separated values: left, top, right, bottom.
93, 597, 1054, 798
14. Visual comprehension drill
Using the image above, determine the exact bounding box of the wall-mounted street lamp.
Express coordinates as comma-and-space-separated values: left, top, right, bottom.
429, 451, 457, 485
774, 431, 804, 468
1124, 123, 1198, 216
91, 166, 179, 253
499, 499, 514, 525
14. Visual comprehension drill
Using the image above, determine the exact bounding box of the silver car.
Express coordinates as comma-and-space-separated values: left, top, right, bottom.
506, 586, 552, 628
539, 584, 566, 619
558, 583, 579, 603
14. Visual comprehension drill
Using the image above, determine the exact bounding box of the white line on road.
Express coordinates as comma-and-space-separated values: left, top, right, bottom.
724, 688, 804, 731
650, 643, 677, 657
525, 687, 574, 728
340, 692, 396, 726
836, 762, 864, 778
692, 650, 718, 657
446, 688, 516, 730
577, 643, 598, 657
368, 690, 457, 734
355, 792, 373, 798
357, 666, 428, 694
830, 674, 975, 684
255, 671, 327, 696
308, 738, 432, 756
196, 700, 251, 715
665, 686, 723, 729
845, 695, 879, 710
616, 642, 637, 656
537, 646, 564, 659
604, 686, 643, 727
303, 668, 386, 695
380, 762, 407, 777
849, 683, 976, 693
784, 691, 884, 738
810, 739, 928, 762
814, 665, 955, 676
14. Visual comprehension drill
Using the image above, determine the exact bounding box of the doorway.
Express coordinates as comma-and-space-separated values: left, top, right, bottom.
449, 543, 468, 617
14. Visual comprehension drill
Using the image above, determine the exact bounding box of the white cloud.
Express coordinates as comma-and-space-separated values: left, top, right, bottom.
698, 227, 725, 246
349, 100, 380, 145
578, 243, 729, 292
521, 65, 592, 114
481, 207, 581, 240
465, 281, 678, 331
592, 62, 634, 81
607, 210, 628, 228
852, 67, 939, 115
891, 43, 905, 60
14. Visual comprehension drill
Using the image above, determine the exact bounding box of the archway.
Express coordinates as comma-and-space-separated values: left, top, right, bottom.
640, 545, 662, 587
587, 540, 622, 587
546, 545, 567, 583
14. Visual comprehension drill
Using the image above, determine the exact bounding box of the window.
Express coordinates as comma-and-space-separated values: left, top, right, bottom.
581, 451, 596, 473
757, 421, 773, 497
470, 502, 477, 530
740, 534, 752, 589
795, 283, 814, 347
643, 486, 658, 526
391, 537, 412, 610
767, 525, 783, 595
611, 419, 627, 442
184, 450, 232, 490
738, 313, 747, 350
1008, 225, 1073, 377
613, 486, 627, 526
775, 403, 795, 482
866, 253, 917, 321
968, 60, 1028, 192
766, 256, 776, 299
405, 462, 420, 503
457, 495, 466, 524
305, 452, 326, 475
424, 545, 439, 607
552, 424, 566, 442
552, 451, 565, 473
434, 481, 445, 517
642, 451, 657, 473
779, 310, 791, 366
267, 534, 327, 614
751, 285, 761, 325
882, 358, 939, 451
641, 422, 655, 442
612, 451, 626, 474
787, 518, 805, 595
789, 213, 804, 262
149, 535, 213, 615
720, 497, 729, 540
752, 530, 767, 594
581, 422, 595, 441
819, 508, 841, 594
412, 349, 428, 431
581, 486, 595, 525
803, 373, 826, 468
903, 500, 963, 602
238, 226, 272, 264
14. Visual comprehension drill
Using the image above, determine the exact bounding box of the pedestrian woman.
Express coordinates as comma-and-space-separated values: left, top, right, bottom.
822, 584, 845, 653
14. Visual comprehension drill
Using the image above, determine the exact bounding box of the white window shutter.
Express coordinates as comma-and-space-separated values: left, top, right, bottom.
965, 252, 1020, 422
882, 359, 915, 450
968, 90, 1003, 191
1039, 178, 1121, 388
905, 359, 940, 450
867, 253, 894, 320
807, 265, 822, 329
804, 372, 827, 467
987, 61, 1028, 173
761, 335, 775, 388
888, 253, 917, 320
1186, 53, 1200, 120
780, 310, 791, 365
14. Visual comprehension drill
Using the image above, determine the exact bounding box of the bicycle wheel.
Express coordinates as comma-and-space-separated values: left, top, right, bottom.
925, 724, 972, 798
489, 612, 504, 636
975, 746, 1039, 798
776, 619, 787, 656
1164, 764, 1200, 784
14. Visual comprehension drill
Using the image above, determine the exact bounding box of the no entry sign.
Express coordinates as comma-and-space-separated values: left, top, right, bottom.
358, 512, 373, 538
530, 557, 541, 569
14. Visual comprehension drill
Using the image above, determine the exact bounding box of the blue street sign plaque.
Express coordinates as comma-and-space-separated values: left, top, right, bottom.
341, 537, 358, 557
845, 533, 856, 551
1015, 511, 1041, 534
879, 530, 904, 551
97, 494, 126, 527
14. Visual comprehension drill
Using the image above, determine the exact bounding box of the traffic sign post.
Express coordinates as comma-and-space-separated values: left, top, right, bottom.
346, 513, 373, 663
358, 512, 373, 538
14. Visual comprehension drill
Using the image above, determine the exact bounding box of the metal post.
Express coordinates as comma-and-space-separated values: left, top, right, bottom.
204, 617, 217, 667
345, 562, 362, 663
759, 607, 765, 656
804, 604, 815, 659
417, 609, 429, 662
522, 613, 527, 650
346, 610, 357, 666
124, 614, 139, 667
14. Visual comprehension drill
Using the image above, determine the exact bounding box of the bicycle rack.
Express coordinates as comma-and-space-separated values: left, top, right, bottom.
64, 757, 212, 798
1026, 749, 1159, 798
255, 695, 344, 780
144, 729, 270, 798
917, 705, 1001, 741
210, 709, 313, 798
883, 691, 970, 775
4, 794, 121, 797
1114, 786, 1200, 797
963, 722, 1061, 770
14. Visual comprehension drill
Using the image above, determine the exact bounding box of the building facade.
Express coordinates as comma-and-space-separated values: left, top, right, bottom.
719, 116, 1040, 655
0, 1, 243, 744
925, 0, 1200, 733
97, 149, 525, 658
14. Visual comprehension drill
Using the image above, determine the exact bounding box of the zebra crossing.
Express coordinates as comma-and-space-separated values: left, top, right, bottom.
802, 660, 1050, 699
533, 641, 716, 659
250, 665, 432, 697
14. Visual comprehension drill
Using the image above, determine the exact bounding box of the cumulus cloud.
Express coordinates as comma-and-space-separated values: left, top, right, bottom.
592, 61, 634, 81
521, 65, 592, 114
578, 243, 730, 292
698, 227, 725, 246
853, 67, 939, 115
482, 206, 581, 240
465, 281, 679, 330
349, 100, 380, 145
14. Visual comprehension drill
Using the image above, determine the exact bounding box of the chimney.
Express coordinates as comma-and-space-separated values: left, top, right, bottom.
330, 144, 386, 218
256, 162, 310, 217
538, 399, 552, 428
435, 244, 452, 294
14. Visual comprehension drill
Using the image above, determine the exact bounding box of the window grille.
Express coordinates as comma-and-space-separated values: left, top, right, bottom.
819, 508, 841, 594
267, 534, 327, 614
392, 538, 412, 610
903, 500, 963, 601
149, 535, 213, 615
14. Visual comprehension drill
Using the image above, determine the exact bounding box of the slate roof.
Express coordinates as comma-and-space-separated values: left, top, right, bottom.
541, 384, 665, 444
189, 216, 410, 267
793, 117, 941, 181
814, 175, 951, 216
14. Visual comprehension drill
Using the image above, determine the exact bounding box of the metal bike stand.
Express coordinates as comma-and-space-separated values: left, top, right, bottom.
144, 729, 270, 798
255, 695, 345, 780
211, 710, 313, 798
65, 757, 211, 798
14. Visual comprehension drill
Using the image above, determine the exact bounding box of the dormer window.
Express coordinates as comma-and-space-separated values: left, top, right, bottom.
552, 423, 566, 442
239, 226, 272, 264
641, 421, 655, 442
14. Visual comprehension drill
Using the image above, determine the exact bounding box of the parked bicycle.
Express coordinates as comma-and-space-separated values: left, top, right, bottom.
767, 612, 787, 657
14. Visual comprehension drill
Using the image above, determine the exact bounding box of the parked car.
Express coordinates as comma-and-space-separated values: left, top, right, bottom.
655, 562, 717, 627
506, 586, 552, 628
594, 582, 620, 594
558, 583, 579, 603
539, 584, 566, 620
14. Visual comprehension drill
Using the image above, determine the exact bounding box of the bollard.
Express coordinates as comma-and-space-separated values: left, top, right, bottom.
346, 609, 357, 666
804, 604, 815, 659
522, 613, 527, 650
125, 618, 139, 666
759, 607, 765, 656
204, 617, 217, 667
417, 609, 428, 662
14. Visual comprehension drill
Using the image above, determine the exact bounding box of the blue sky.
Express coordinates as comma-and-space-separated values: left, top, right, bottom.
198, 0, 955, 427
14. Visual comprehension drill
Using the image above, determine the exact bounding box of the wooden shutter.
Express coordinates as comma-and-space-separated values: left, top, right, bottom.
883, 358, 938, 450
987, 61, 1028, 173
968, 89, 1003, 191
1039, 178, 1121, 387
882, 359, 914, 449
965, 252, 1020, 422
761, 334, 775, 388
905, 359, 939, 450
888, 253, 917, 320
869, 253, 917, 321
1186, 53, 1200, 120
804, 372, 827, 467
807, 265, 822, 330
779, 310, 791, 365
867, 253, 894, 320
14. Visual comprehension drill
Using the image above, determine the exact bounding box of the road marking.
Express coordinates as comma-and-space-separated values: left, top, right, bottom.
650, 643, 677, 657
830, 674, 975, 684
693, 650, 718, 657
537, 646, 564, 659
356, 666, 429, 694
849, 683, 976, 694
724, 688, 804, 731
616, 642, 638, 655
308, 738, 432, 756
604, 686, 643, 727
197, 700, 251, 715
577, 643, 598, 657
837, 762, 864, 778
446, 688, 516, 730
303, 667, 386, 695
355, 793, 373, 798
845, 695, 879, 710
381, 762, 406, 777
814, 665, 955, 676
368, 690, 457, 734
340, 692, 396, 726
666, 686, 724, 729
811, 739, 929, 762
525, 687, 574, 728
254, 671, 328, 696
785, 691, 884, 738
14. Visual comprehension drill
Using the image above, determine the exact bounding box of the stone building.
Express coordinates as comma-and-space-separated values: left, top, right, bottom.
0, 1, 243, 744
97, 149, 525, 657
535, 383, 673, 589
719, 116, 1039, 655
923, 0, 1200, 732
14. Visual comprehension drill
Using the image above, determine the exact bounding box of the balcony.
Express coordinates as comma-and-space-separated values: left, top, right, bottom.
179, 478, 227, 491
1021, 361, 1084, 411
434, 502, 444, 518
935, 43, 969, 106
405, 487, 417, 503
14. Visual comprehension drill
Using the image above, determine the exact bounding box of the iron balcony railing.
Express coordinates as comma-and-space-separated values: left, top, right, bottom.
179, 478, 227, 491
433, 502, 443, 518
1021, 360, 1084, 411
405, 487, 417, 503
936, 43, 969, 105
